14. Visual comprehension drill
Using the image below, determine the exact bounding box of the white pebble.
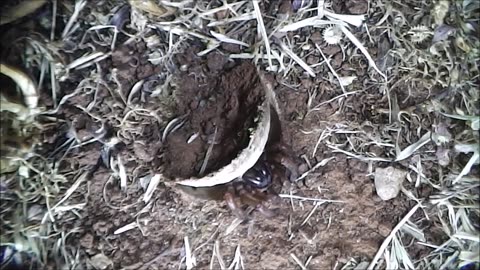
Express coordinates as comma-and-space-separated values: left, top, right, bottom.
374, 166, 407, 201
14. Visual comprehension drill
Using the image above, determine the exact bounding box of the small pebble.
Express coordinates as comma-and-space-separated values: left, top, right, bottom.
377, 222, 392, 237
436, 146, 450, 167
374, 166, 407, 201
89, 254, 112, 270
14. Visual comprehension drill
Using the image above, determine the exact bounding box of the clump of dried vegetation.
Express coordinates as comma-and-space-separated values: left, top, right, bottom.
0, 0, 478, 269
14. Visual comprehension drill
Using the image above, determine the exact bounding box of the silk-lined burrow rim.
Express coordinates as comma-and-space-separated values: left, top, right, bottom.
168, 69, 277, 188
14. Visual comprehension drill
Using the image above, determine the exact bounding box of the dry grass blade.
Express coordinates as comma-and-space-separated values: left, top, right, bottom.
184, 236, 196, 270
401, 222, 426, 242
53, 203, 86, 213
452, 150, 479, 184
395, 131, 432, 161
279, 194, 343, 204
62, 0, 87, 38
314, 90, 359, 108
459, 250, 480, 267
279, 16, 339, 33
199, 1, 246, 17
278, 40, 315, 77
66, 52, 108, 70
367, 204, 421, 270
327, 144, 391, 162
200, 126, 218, 176
117, 156, 128, 191
315, 44, 345, 93
300, 202, 322, 227
114, 222, 138, 235
295, 157, 335, 182
229, 53, 255, 59
213, 240, 227, 270
339, 25, 386, 80
127, 80, 145, 106
155, 25, 216, 44
440, 113, 480, 131
453, 232, 480, 242
391, 235, 414, 270
207, 12, 255, 27
50, 172, 88, 216
227, 245, 244, 270
210, 31, 249, 47
143, 174, 161, 203
225, 217, 245, 236
324, 11, 365, 27
162, 115, 187, 142
252, 0, 272, 69
290, 253, 307, 270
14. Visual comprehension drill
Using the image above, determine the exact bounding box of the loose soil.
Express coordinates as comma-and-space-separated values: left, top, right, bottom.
161, 53, 265, 180
49, 46, 416, 269
2, 0, 448, 269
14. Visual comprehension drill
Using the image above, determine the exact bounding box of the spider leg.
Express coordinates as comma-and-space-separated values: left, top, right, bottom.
236, 183, 278, 218
268, 146, 300, 183
237, 185, 268, 205
240, 187, 276, 218
263, 165, 286, 194
255, 203, 275, 218
223, 186, 246, 219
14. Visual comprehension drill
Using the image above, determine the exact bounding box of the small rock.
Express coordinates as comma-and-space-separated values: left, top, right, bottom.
80, 233, 94, 250
436, 146, 451, 167
377, 222, 392, 237
374, 166, 407, 200
89, 253, 113, 270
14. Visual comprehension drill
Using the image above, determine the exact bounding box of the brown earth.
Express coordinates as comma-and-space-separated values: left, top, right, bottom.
161, 52, 265, 180
48, 45, 416, 269
2, 0, 446, 269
